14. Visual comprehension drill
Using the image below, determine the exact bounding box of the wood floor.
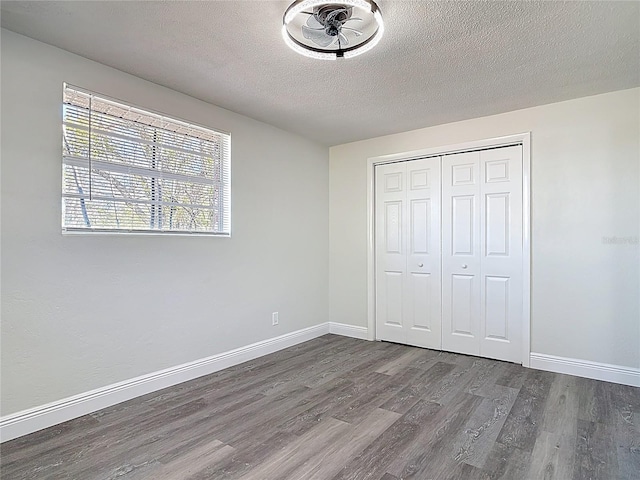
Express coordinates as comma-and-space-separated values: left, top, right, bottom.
2, 335, 639, 480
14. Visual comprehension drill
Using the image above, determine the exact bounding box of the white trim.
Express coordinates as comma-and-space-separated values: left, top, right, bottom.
4, 321, 636, 443
366, 159, 377, 341
521, 136, 532, 367
366, 133, 532, 365
329, 322, 369, 340
0, 323, 329, 443
530, 353, 640, 387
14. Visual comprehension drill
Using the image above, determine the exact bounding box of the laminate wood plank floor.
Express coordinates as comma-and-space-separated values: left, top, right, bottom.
2, 335, 639, 479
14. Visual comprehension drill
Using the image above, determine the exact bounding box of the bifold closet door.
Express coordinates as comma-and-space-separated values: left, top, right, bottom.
375, 158, 442, 349
442, 146, 523, 363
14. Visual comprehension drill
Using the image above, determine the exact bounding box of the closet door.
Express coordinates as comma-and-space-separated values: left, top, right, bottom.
405, 159, 442, 348
375, 162, 407, 345
375, 158, 441, 349
479, 146, 523, 362
442, 146, 523, 363
442, 152, 482, 356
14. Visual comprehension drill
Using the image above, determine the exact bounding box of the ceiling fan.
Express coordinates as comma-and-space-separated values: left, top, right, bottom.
282, 0, 384, 60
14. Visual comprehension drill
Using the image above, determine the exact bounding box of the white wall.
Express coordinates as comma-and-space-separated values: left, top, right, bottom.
1, 30, 329, 416
2, 29, 638, 420
330, 88, 640, 370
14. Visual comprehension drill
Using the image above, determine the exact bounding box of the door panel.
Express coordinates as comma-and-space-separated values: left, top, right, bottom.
485, 159, 510, 183
485, 193, 509, 256
410, 168, 431, 189
479, 146, 523, 362
383, 271, 403, 326
375, 158, 441, 349
410, 199, 430, 254
452, 163, 476, 185
385, 201, 402, 253
442, 146, 523, 362
442, 152, 481, 356
405, 158, 441, 349
385, 171, 403, 192
484, 275, 509, 339
375, 163, 406, 345
452, 195, 475, 255
409, 272, 431, 330
451, 274, 476, 336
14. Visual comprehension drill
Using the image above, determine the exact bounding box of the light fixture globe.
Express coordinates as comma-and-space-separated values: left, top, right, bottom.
282, 0, 384, 60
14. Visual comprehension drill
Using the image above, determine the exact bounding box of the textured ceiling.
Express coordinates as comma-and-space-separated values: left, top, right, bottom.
2, 1, 639, 146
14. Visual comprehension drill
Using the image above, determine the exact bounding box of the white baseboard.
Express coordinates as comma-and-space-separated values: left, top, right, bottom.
6, 327, 636, 443
530, 352, 640, 387
0, 323, 330, 443
328, 322, 369, 340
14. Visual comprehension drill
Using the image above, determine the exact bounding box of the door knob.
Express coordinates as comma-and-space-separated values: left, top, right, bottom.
461, 264, 468, 269
418, 263, 424, 267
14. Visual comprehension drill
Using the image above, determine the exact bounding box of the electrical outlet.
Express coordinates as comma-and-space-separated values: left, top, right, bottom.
272, 312, 279, 326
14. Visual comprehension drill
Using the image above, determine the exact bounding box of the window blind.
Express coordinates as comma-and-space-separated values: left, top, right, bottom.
62, 85, 231, 235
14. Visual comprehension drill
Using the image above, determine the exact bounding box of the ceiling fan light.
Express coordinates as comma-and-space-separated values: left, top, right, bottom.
283, 0, 383, 60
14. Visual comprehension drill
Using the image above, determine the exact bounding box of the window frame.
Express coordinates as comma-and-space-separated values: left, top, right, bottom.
61, 83, 232, 237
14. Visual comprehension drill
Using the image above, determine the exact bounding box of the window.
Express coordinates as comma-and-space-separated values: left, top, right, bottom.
62, 85, 231, 235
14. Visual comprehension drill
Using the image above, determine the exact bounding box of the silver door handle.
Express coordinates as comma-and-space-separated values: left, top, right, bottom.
418, 263, 424, 267
461, 264, 468, 269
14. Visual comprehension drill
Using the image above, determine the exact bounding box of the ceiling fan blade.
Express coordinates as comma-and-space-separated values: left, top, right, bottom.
302, 25, 334, 47
342, 27, 363, 36
336, 32, 349, 46
306, 15, 323, 29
